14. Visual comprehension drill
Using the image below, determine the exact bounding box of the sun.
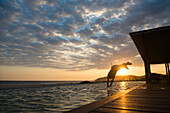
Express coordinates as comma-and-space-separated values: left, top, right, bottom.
118, 68, 127, 74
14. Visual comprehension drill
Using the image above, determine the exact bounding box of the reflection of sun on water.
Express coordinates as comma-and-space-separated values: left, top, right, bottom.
121, 82, 125, 86
120, 82, 126, 91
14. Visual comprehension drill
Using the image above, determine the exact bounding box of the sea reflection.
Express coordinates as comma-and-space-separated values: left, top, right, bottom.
121, 82, 125, 86
120, 82, 126, 91
107, 82, 127, 96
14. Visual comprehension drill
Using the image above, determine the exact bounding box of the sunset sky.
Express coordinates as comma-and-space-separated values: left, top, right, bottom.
0, 0, 169, 81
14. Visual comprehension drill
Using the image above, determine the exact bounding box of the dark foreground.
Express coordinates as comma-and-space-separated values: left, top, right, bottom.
67, 83, 170, 113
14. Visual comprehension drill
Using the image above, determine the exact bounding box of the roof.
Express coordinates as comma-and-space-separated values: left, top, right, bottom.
129, 26, 170, 64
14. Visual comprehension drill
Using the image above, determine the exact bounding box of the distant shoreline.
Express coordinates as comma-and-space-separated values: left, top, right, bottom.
95, 75, 146, 82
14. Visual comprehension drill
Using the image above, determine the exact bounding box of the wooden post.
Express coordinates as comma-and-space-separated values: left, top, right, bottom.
165, 63, 168, 75
167, 63, 170, 82
144, 61, 151, 83
165, 63, 170, 82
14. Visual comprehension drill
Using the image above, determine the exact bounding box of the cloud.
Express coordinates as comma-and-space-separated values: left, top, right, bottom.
0, 0, 170, 71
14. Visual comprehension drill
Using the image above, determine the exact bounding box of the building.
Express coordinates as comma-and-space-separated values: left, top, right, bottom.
129, 26, 170, 83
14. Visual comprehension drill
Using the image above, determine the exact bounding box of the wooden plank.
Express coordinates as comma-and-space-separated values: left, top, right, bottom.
127, 90, 170, 96
107, 102, 170, 109
122, 95, 170, 98
66, 83, 145, 113
103, 104, 170, 113
117, 97, 170, 103
109, 99, 170, 106
94, 107, 143, 113
124, 94, 170, 98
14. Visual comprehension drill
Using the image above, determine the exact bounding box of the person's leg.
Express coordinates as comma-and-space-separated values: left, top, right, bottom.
110, 78, 114, 87
107, 76, 109, 87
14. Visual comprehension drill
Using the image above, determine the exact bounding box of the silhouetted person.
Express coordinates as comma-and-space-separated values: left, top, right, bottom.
107, 62, 132, 87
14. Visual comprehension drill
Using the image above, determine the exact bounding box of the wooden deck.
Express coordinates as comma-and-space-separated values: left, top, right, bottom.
67, 83, 170, 113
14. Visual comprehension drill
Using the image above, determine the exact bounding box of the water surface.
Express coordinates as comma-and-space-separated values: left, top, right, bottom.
0, 81, 145, 112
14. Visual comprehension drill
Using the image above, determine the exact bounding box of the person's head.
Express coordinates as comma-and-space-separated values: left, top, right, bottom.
123, 62, 132, 66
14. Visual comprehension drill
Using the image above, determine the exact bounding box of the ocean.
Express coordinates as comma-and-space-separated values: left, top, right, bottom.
0, 81, 145, 112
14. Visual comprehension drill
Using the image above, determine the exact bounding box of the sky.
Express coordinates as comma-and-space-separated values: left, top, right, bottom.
0, 0, 170, 81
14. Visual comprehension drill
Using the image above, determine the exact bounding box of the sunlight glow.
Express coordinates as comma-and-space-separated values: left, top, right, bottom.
119, 68, 127, 74
121, 82, 125, 86
120, 82, 126, 91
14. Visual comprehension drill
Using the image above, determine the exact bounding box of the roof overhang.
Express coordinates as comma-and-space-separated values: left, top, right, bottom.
129, 26, 170, 64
